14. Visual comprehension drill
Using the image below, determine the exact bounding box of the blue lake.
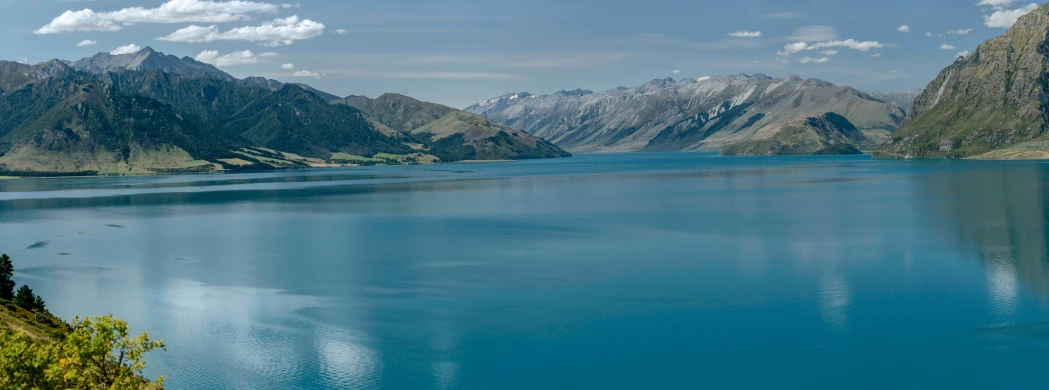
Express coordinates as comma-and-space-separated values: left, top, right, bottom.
2, 153, 1049, 389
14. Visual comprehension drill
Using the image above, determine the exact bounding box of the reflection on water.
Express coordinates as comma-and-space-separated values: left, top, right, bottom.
3, 154, 1049, 388
919, 164, 1049, 308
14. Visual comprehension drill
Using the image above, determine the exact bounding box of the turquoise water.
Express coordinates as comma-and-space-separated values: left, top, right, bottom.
2, 153, 1049, 389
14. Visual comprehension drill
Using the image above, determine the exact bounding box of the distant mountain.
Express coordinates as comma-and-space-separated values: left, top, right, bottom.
466, 74, 906, 154
336, 93, 570, 161
876, 3, 1049, 159
722, 113, 868, 156
0, 48, 569, 174
866, 89, 922, 113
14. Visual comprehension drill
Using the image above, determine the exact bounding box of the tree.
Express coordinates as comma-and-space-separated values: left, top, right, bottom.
15, 285, 35, 311
58, 315, 166, 388
34, 295, 46, 312
0, 254, 13, 301
0, 315, 166, 389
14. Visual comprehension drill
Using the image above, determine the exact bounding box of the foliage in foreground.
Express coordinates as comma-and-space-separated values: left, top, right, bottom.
0, 315, 165, 389
0, 254, 165, 389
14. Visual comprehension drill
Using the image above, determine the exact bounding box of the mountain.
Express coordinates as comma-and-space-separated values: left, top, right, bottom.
336, 93, 570, 161
875, 4, 1049, 159
721, 113, 868, 156
0, 65, 245, 174
466, 74, 906, 154
70, 47, 233, 81
0, 48, 570, 174
866, 89, 922, 113
72, 47, 342, 102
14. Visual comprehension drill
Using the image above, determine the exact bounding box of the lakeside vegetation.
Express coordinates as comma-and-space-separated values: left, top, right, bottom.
0, 253, 165, 389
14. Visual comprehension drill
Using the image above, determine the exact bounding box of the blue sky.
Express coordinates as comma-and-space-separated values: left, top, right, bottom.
0, 0, 1038, 107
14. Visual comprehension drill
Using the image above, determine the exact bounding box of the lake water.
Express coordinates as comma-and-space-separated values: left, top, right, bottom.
2, 153, 1049, 389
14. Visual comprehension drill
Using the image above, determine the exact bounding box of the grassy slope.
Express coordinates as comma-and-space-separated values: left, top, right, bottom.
0, 300, 70, 341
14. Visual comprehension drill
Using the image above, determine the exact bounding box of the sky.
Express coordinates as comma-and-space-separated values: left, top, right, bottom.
0, 0, 1040, 108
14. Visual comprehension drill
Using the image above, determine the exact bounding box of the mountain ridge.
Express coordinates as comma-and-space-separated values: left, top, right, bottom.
466, 74, 908, 154
0, 48, 570, 174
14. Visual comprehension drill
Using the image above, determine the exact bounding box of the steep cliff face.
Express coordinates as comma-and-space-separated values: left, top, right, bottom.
468, 74, 906, 153
876, 3, 1049, 159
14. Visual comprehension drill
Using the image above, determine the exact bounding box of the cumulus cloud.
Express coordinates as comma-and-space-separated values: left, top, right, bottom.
728, 30, 761, 38
982, 2, 1038, 28
896, 25, 910, 32
281, 63, 295, 69
872, 53, 883, 57
948, 28, 973, 35
35, 0, 280, 34
194, 49, 263, 66
777, 39, 883, 56
334, 28, 348, 35
76, 39, 97, 47
957, 50, 971, 57
158, 15, 324, 46
292, 70, 322, 78
798, 57, 829, 64
820, 50, 838, 55
111, 44, 142, 55
281, 2, 300, 8
671, 69, 681, 74
940, 44, 957, 50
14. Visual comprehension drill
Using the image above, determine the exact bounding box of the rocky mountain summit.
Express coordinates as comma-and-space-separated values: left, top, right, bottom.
467, 74, 907, 154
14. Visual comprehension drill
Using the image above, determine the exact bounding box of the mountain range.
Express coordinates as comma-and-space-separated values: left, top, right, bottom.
0, 48, 568, 175
466, 74, 910, 155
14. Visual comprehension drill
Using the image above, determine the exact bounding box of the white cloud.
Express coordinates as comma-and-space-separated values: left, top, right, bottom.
292, 70, 322, 78
76, 39, 97, 47
957, 50, 971, 56
158, 15, 325, 46
872, 53, 883, 57
671, 69, 681, 74
110, 44, 142, 55
940, 44, 957, 50
977, 0, 1015, 6
259, 51, 278, 57
948, 28, 974, 35
821, 50, 838, 55
281, 2, 300, 8
983, 3, 1038, 28
194, 49, 262, 66
897, 25, 910, 32
35, 0, 279, 34
925, 32, 934, 37
798, 57, 829, 63
787, 26, 837, 41
281, 63, 295, 69
728, 30, 761, 38
334, 28, 348, 35
778, 39, 883, 56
